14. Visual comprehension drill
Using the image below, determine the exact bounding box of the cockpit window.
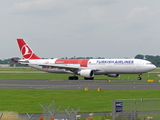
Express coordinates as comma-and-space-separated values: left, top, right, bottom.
146, 63, 153, 65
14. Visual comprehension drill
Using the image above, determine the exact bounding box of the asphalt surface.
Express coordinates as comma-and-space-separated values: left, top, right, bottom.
0, 79, 159, 89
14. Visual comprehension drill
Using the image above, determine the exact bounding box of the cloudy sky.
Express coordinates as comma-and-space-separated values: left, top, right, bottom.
0, 0, 160, 59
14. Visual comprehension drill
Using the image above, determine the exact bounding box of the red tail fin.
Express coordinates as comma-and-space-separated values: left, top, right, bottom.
17, 39, 41, 60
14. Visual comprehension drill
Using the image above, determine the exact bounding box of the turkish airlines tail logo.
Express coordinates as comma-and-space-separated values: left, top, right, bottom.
17, 39, 41, 60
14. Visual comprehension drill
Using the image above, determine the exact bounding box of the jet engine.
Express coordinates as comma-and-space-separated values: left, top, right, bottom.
78, 69, 94, 78
106, 74, 120, 78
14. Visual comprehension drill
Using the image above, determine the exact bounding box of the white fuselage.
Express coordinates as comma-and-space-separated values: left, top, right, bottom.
26, 58, 156, 75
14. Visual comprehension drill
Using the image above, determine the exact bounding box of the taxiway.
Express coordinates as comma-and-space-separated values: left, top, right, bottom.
0, 79, 159, 89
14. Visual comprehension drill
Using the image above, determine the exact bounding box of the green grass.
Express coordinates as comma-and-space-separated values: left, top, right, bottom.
0, 72, 160, 81
0, 89, 160, 114
0, 67, 160, 80
0, 67, 38, 71
0, 73, 70, 79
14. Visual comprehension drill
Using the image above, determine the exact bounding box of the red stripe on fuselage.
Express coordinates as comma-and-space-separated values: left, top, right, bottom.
55, 59, 89, 67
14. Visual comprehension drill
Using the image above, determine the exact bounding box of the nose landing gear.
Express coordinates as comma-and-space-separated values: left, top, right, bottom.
137, 74, 142, 80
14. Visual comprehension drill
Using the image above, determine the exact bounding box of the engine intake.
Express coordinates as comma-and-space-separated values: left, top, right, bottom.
78, 69, 94, 78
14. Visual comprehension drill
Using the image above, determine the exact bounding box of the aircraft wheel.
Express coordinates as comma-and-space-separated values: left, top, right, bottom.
68, 76, 78, 80
137, 77, 142, 80
74, 76, 78, 80
68, 76, 72, 80
84, 77, 94, 80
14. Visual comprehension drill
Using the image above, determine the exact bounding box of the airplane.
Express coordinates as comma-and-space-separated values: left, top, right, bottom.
12, 39, 156, 80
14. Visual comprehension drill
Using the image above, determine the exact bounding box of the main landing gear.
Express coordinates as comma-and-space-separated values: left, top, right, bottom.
84, 77, 94, 80
68, 76, 78, 80
137, 74, 142, 80
68, 76, 94, 80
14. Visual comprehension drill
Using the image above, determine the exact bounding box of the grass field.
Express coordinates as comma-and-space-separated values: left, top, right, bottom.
0, 67, 38, 71
0, 89, 160, 114
0, 72, 160, 82
0, 67, 160, 119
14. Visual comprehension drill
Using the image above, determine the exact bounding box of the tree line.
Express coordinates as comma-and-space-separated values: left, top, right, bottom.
0, 55, 160, 67
0, 57, 26, 67
135, 54, 160, 67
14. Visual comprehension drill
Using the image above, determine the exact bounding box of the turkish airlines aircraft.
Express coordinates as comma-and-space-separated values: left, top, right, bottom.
12, 39, 156, 80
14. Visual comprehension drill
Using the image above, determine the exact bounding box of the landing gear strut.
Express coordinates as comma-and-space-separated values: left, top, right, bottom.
68, 76, 78, 80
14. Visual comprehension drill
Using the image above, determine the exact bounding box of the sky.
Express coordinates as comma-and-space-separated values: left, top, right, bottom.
0, 0, 160, 59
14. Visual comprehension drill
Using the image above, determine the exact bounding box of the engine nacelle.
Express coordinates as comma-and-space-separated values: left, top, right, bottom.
106, 74, 120, 78
78, 69, 94, 78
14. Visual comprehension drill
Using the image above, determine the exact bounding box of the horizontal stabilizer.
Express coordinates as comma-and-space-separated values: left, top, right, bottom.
11, 58, 18, 63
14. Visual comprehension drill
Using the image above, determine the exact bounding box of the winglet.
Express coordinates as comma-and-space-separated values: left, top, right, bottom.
17, 39, 41, 60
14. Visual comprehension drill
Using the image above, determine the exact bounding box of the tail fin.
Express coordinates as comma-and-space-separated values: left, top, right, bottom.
17, 39, 41, 60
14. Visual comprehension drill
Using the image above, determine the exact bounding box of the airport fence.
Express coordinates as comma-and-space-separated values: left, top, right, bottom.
40, 101, 80, 120
112, 98, 160, 120
22, 101, 80, 120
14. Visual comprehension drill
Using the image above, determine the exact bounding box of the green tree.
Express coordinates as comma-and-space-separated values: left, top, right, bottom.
135, 54, 144, 59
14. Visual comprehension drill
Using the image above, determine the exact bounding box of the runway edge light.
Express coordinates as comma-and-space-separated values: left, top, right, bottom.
84, 87, 89, 91
40, 116, 44, 120
107, 80, 111, 82
98, 88, 102, 92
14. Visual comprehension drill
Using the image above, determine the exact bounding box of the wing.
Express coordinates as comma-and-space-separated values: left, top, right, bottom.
40, 64, 80, 69
38, 63, 97, 73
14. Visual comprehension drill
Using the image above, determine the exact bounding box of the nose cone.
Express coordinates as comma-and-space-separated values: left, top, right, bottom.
152, 64, 156, 70
142, 63, 156, 73
149, 64, 156, 71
